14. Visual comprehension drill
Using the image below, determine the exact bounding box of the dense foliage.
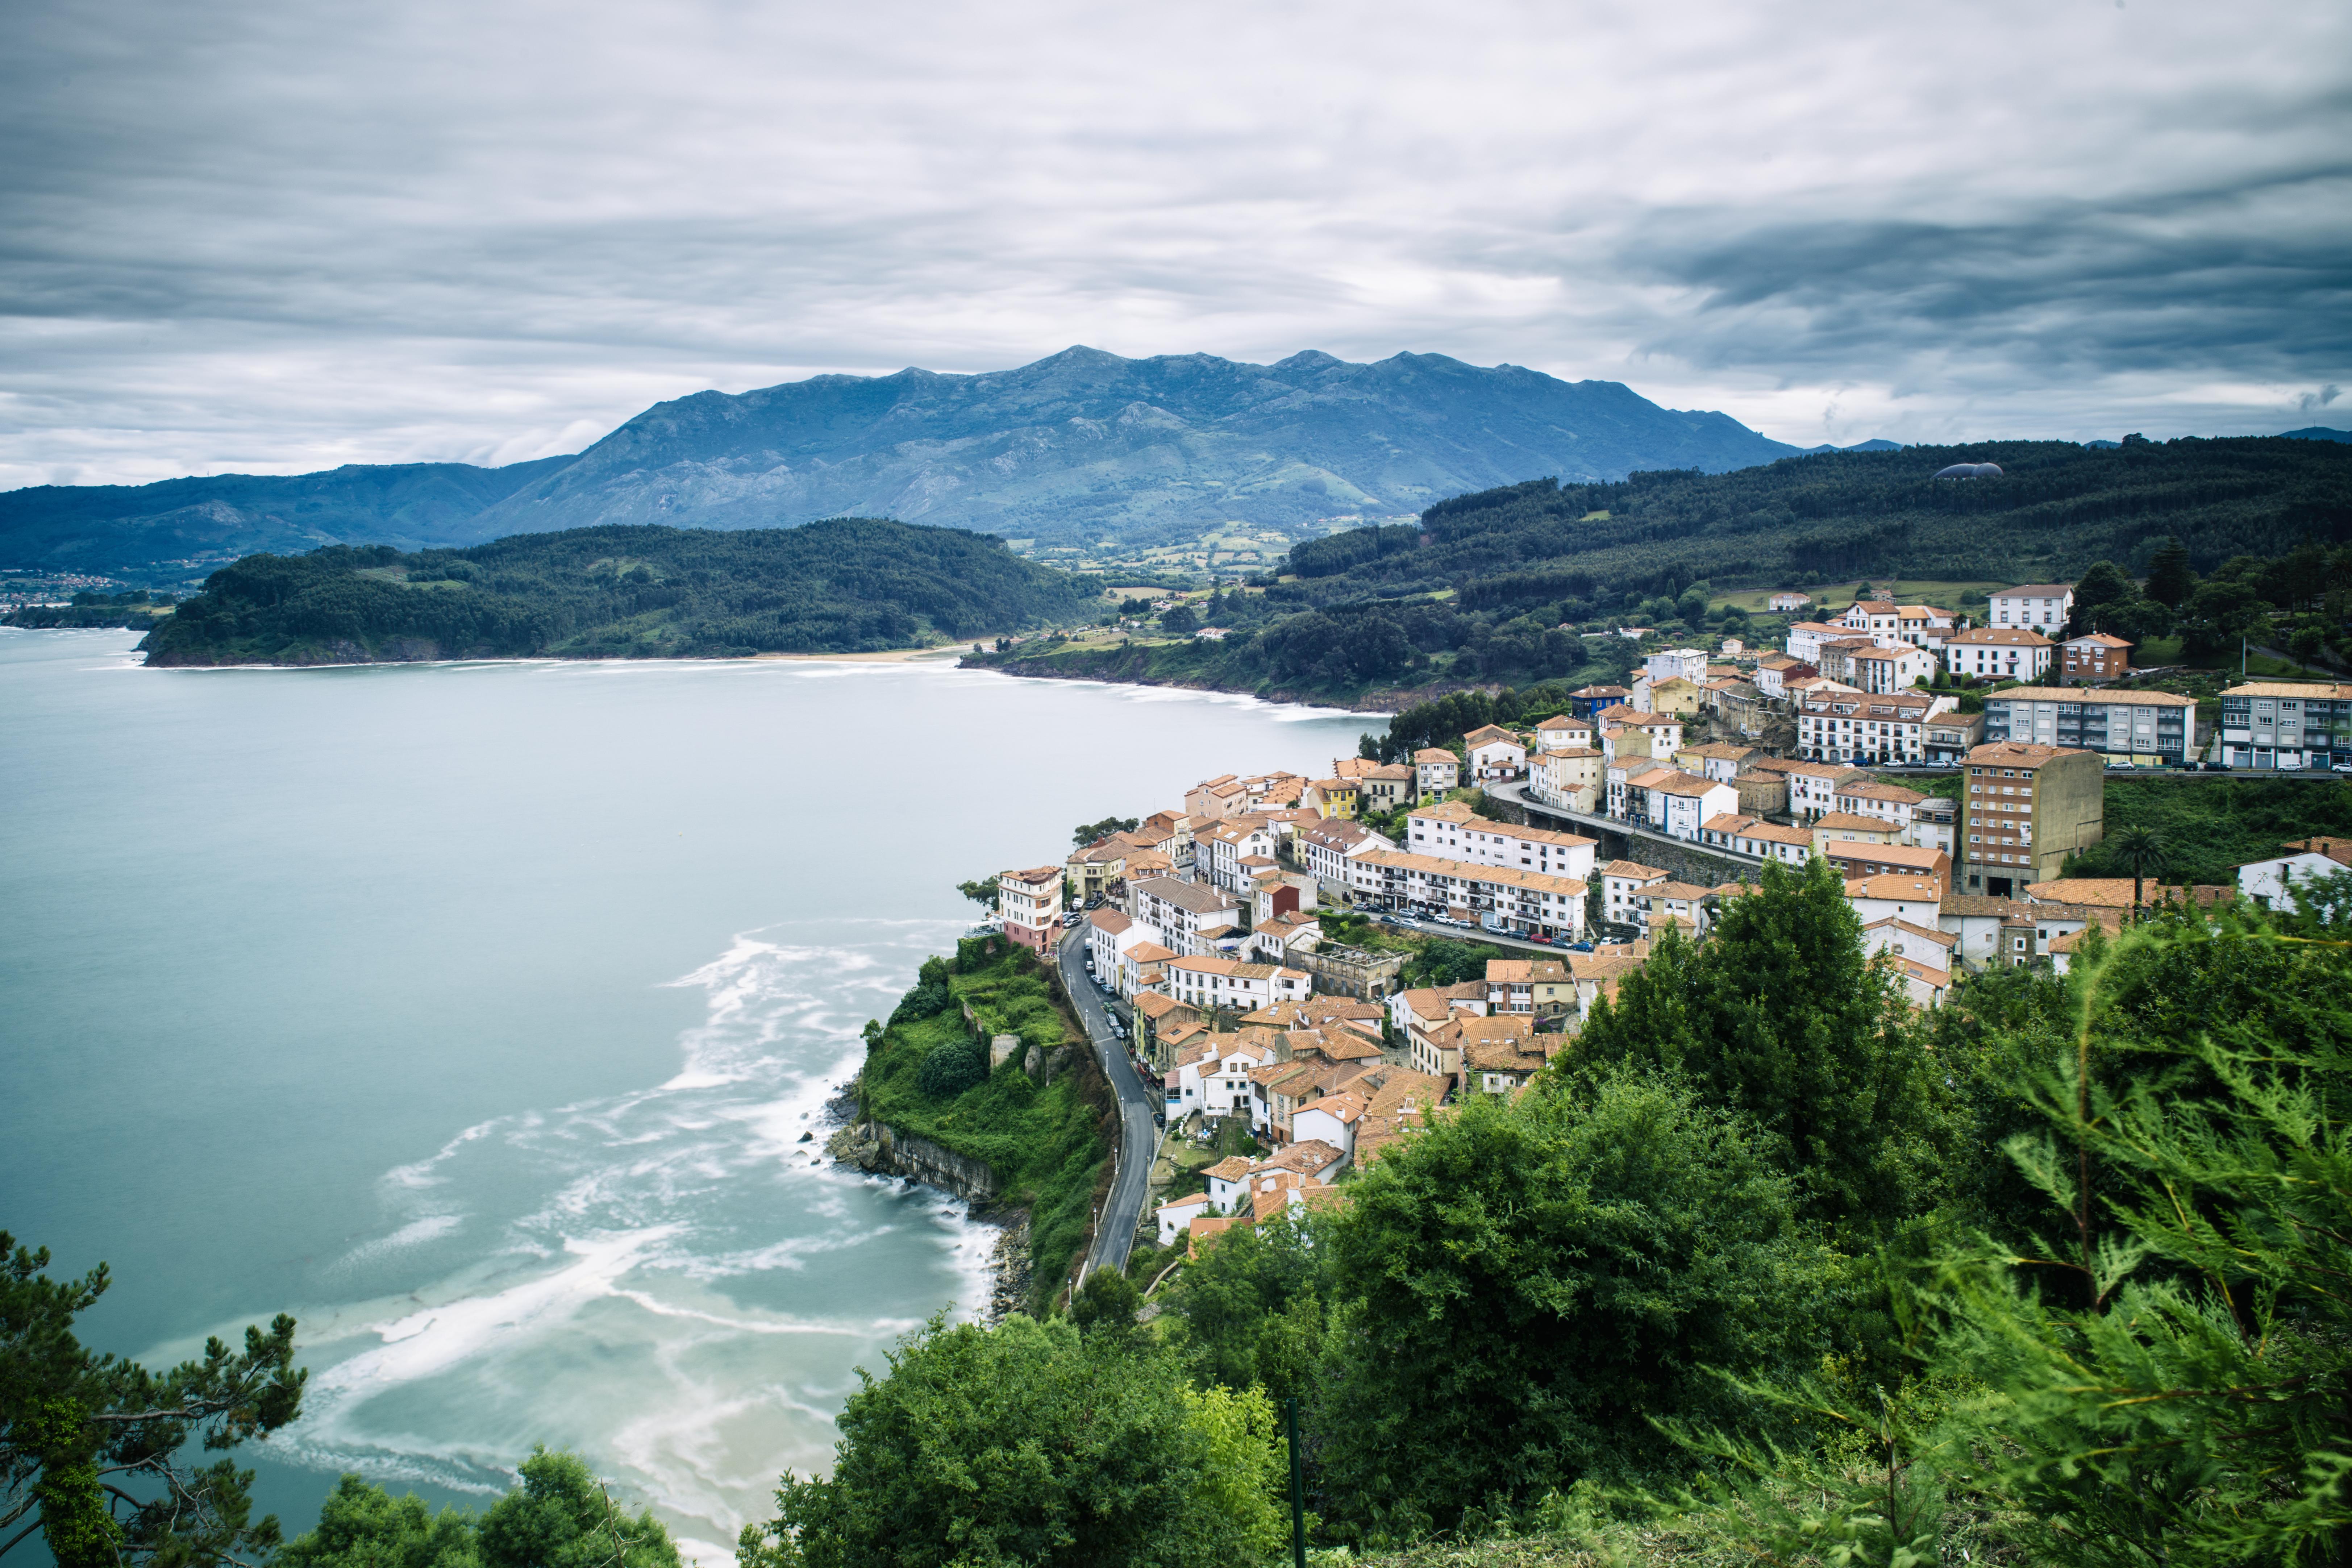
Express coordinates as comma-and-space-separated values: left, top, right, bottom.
857, 941, 1110, 1310
137, 521, 1104, 664
279, 1451, 678, 1568
1290, 437, 2352, 606
2063, 775, 2352, 886
736, 1315, 1286, 1568
0, 1236, 306, 1568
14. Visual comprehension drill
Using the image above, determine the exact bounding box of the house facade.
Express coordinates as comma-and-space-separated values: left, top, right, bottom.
1981, 687, 2197, 765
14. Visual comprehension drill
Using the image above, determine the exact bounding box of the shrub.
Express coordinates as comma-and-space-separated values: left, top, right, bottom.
916, 1040, 985, 1099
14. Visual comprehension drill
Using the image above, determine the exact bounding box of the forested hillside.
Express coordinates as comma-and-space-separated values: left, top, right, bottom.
136, 519, 1102, 665
1285, 435, 2352, 610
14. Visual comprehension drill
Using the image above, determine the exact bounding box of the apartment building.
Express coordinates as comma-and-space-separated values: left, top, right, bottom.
1837, 599, 1903, 640
1601, 860, 1670, 927
1529, 746, 1604, 812
1404, 800, 1599, 880
1353, 850, 1587, 938
1990, 584, 2075, 632
1959, 741, 2105, 897
1358, 762, 1414, 813
1697, 812, 1812, 864
1642, 771, 1738, 841
1412, 747, 1460, 797
1164, 956, 1313, 1014
1484, 957, 1574, 1018
1834, 779, 1927, 829
1646, 647, 1710, 685
1296, 818, 1396, 897
1981, 687, 2197, 764
1531, 714, 1595, 752
1796, 689, 1952, 764
1197, 815, 1279, 896
996, 865, 1065, 953
1127, 875, 1244, 957
1785, 620, 1856, 664
2218, 682, 2352, 770
1848, 643, 1938, 693
1942, 626, 2055, 682
1924, 710, 1985, 764
2060, 633, 2132, 683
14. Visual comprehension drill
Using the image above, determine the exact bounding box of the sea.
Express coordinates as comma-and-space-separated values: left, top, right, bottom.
0, 629, 1382, 1564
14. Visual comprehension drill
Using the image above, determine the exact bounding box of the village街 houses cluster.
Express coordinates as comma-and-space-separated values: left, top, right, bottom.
984, 581, 2335, 1249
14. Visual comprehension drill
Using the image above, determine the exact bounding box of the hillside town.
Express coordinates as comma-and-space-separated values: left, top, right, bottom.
993, 579, 2352, 1248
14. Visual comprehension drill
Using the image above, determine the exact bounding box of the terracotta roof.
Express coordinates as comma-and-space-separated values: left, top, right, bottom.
1204, 1155, 1255, 1181
1997, 584, 2076, 597
1647, 881, 1712, 901
1865, 916, 1957, 947
1157, 1191, 1214, 1215
1845, 874, 1945, 902
1946, 626, 2054, 648
1966, 741, 2086, 768
2065, 633, 2134, 648
1987, 686, 2190, 706
1189, 1216, 1241, 1244
1604, 860, 1670, 880
2023, 878, 2236, 908
2223, 681, 2352, 699
1814, 812, 1899, 834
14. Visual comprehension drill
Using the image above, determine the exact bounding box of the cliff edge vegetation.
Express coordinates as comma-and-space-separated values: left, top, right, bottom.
136, 519, 1105, 665
854, 936, 1111, 1312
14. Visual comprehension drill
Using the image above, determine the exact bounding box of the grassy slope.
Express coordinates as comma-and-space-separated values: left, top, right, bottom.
857, 939, 1110, 1310
2064, 776, 2352, 886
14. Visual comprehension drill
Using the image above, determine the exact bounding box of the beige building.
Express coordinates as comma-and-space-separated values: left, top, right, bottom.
1412, 747, 1460, 798
1960, 741, 2104, 897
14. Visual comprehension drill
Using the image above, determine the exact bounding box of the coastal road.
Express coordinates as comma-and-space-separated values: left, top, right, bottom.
1058, 927, 1156, 1283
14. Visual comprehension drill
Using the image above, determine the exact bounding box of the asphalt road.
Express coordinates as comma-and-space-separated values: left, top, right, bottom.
1058, 927, 1157, 1282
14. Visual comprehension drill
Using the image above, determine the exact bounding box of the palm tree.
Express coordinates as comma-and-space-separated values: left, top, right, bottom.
2110, 824, 2167, 917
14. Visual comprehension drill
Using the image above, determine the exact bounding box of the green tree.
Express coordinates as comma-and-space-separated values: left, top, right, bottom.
1160, 604, 1199, 636
2176, 576, 2268, 656
1664, 913, 2352, 1567
2107, 823, 2166, 914
1065, 1267, 1138, 1342
2144, 535, 2197, 608
739, 1315, 1278, 1568
2068, 560, 2137, 634
0, 1236, 305, 1568
1568, 857, 1947, 1234
1311, 1071, 1828, 1542
1069, 816, 1138, 849
954, 878, 999, 911
476, 1449, 677, 1568
278, 1477, 480, 1568
1161, 1211, 1328, 1406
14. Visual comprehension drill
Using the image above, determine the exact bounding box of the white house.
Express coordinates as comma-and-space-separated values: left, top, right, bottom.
1462, 725, 1528, 781
1165, 956, 1312, 1013
1412, 748, 1460, 797
2237, 839, 2352, 912
1297, 818, 1396, 895
1848, 644, 1937, 693
1531, 714, 1595, 752
1769, 592, 1810, 612
1127, 876, 1242, 958
1643, 772, 1739, 841
1155, 1191, 1215, 1245
1086, 906, 1150, 978
1943, 627, 2055, 682
1404, 800, 1598, 881
1645, 648, 1709, 686
1601, 860, 1670, 926
1785, 620, 1855, 664
1292, 1091, 1368, 1159
1990, 584, 2075, 632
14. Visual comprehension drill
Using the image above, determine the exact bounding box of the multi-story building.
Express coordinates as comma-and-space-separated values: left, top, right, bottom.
1412, 747, 1460, 798
1959, 741, 2105, 898
1924, 709, 1985, 764
2060, 633, 2132, 684
1943, 626, 2055, 682
1529, 746, 1605, 812
1837, 599, 1903, 640
1358, 762, 1414, 813
1484, 958, 1574, 1018
1197, 815, 1279, 896
1989, 584, 2076, 632
1907, 795, 1957, 856
1642, 771, 1739, 841
996, 865, 1066, 953
1848, 643, 1938, 693
1893, 604, 1956, 649
2218, 682, 2352, 770
1164, 956, 1314, 1015
1769, 591, 1811, 611
1834, 778, 1927, 829
1296, 818, 1396, 897
1600, 860, 1670, 927
1353, 850, 1587, 939
1566, 683, 1632, 717
1785, 620, 1856, 665
1980, 687, 2196, 764
1766, 757, 1867, 818
1645, 648, 1710, 685
1403, 800, 1598, 880
1699, 812, 1816, 864
1531, 714, 1595, 753
1795, 689, 1953, 764
1127, 875, 1244, 957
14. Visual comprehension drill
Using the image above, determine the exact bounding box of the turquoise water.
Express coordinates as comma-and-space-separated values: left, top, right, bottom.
0, 630, 1380, 1560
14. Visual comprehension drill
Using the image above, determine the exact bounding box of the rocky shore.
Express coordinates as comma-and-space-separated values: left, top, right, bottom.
822, 1073, 1034, 1320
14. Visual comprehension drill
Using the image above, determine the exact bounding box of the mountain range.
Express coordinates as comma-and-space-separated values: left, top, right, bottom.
4, 348, 1813, 580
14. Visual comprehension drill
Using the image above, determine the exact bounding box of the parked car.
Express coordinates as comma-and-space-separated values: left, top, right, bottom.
1565, 941, 1594, 953
2203, 760, 2232, 771
1529, 933, 1553, 945
2334, 762, 2352, 775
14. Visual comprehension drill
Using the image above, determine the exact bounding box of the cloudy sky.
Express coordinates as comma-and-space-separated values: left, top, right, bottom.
4, 0, 2347, 490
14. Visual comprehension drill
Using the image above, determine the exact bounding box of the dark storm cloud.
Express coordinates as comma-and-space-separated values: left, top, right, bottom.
1, 0, 2347, 485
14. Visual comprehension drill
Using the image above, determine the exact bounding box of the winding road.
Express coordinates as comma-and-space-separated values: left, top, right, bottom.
1058, 926, 1158, 1282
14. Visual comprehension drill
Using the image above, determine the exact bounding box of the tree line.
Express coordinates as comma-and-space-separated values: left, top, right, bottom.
138, 520, 1105, 664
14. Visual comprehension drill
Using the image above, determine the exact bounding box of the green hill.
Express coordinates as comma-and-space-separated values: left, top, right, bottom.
1283, 435, 2352, 607
137, 518, 1104, 666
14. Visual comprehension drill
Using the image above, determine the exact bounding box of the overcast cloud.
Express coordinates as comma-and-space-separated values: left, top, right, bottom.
3, 0, 2347, 490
